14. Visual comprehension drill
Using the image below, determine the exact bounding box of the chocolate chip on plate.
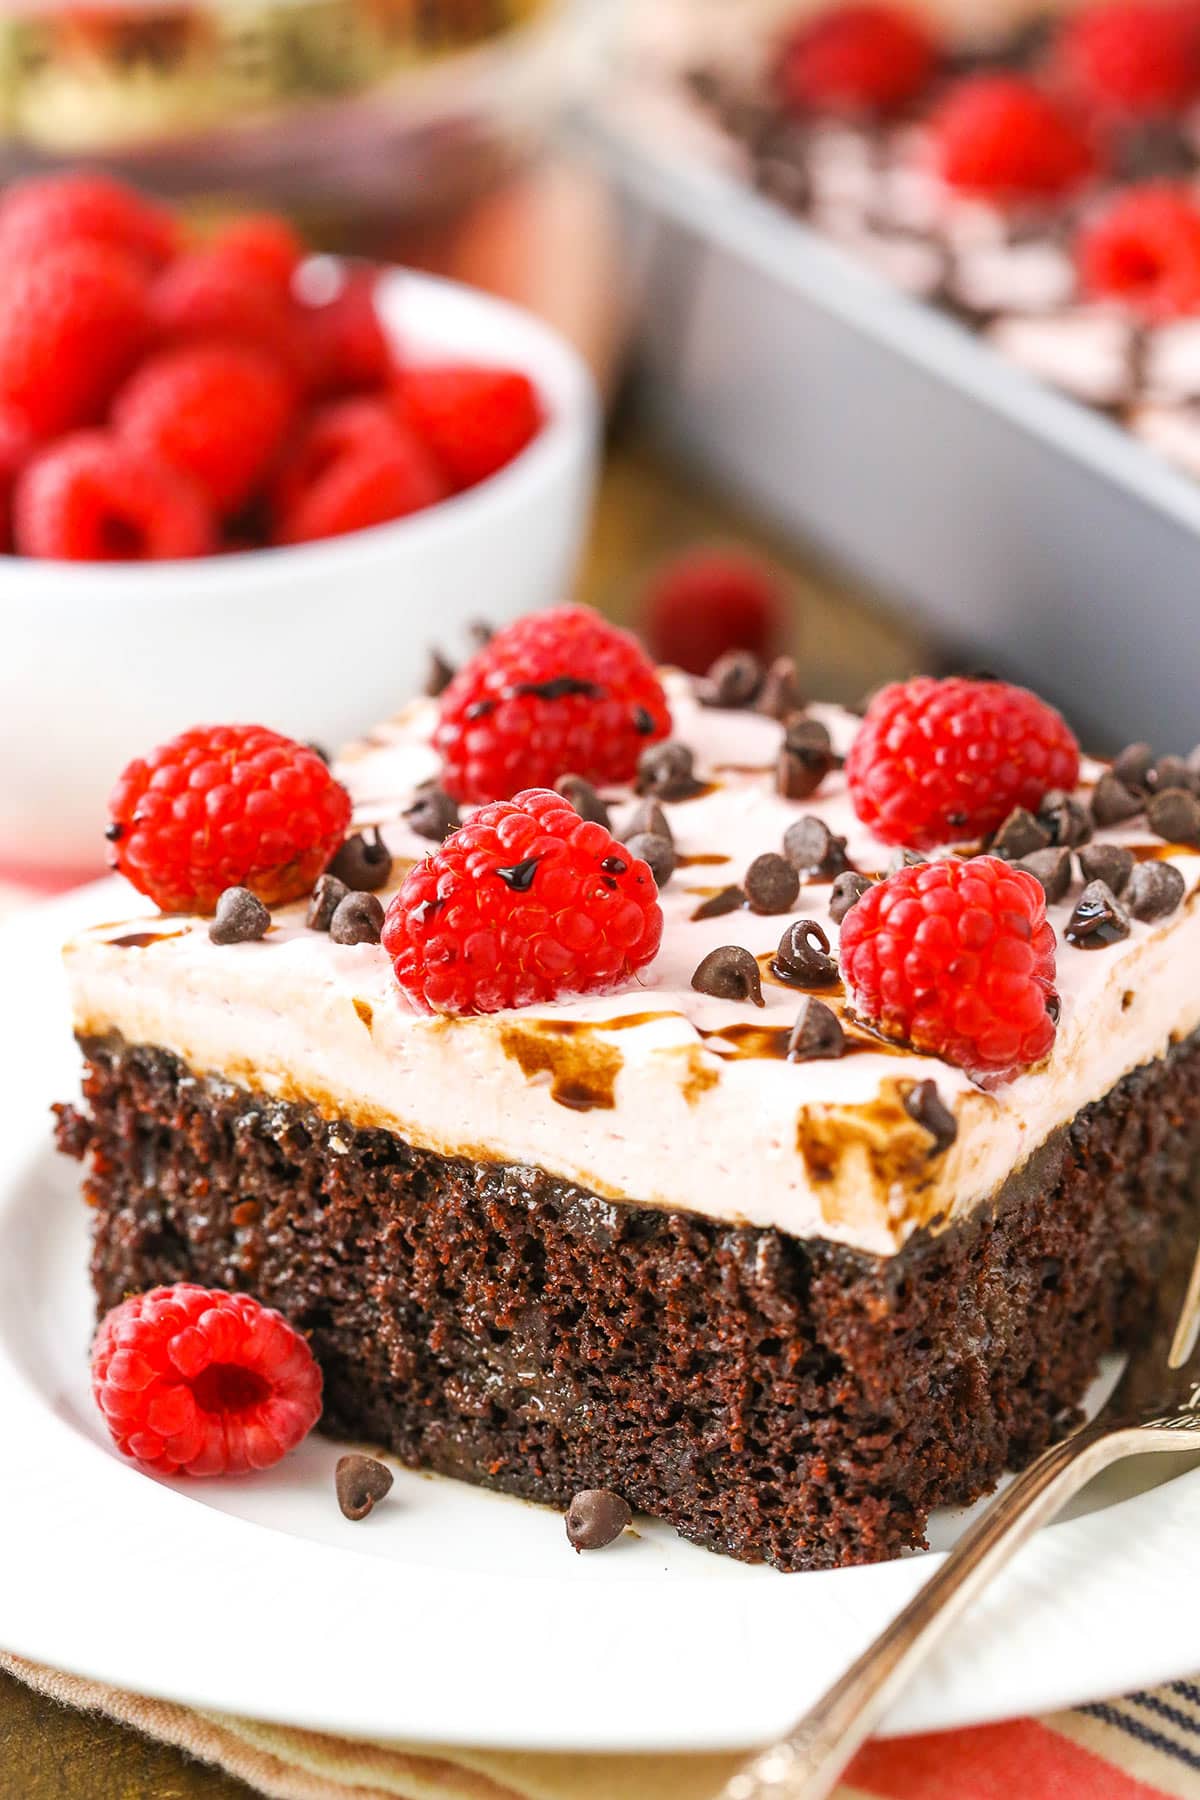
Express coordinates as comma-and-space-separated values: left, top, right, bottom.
307, 872, 349, 932
328, 828, 393, 891
1089, 772, 1143, 829
1015, 847, 1073, 904
1064, 880, 1131, 950
621, 798, 673, 845
772, 919, 839, 987
1125, 861, 1186, 921
627, 832, 676, 888
1113, 742, 1155, 792
405, 784, 461, 843
744, 852, 801, 915
555, 774, 611, 830
776, 718, 834, 802
1038, 789, 1092, 849
903, 1080, 958, 1155
691, 885, 745, 920
1078, 843, 1134, 896
783, 815, 849, 879
336, 1453, 394, 1521
701, 650, 763, 709
991, 807, 1051, 860
1148, 787, 1200, 846
829, 871, 873, 924
758, 656, 804, 721
424, 649, 456, 697
1149, 754, 1196, 795
886, 848, 926, 876
565, 1488, 632, 1552
330, 891, 385, 946
692, 945, 764, 1006
787, 996, 845, 1062
636, 741, 703, 802
209, 886, 270, 945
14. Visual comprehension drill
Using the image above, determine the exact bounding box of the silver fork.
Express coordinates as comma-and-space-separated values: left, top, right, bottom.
717, 1229, 1200, 1800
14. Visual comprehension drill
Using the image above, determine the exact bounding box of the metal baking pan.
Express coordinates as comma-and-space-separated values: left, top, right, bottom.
579, 95, 1200, 748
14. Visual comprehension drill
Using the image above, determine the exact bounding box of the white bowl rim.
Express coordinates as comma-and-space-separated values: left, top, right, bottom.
0, 267, 598, 599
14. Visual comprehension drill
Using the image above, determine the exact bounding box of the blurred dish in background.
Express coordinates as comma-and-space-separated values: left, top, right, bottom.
0, 0, 594, 222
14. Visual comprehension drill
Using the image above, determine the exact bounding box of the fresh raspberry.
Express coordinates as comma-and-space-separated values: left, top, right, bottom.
1057, 0, 1200, 115
382, 787, 663, 1014
272, 398, 445, 545
0, 408, 34, 551
0, 241, 150, 438
0, 170, 178, 270
150, 248, 298, 363
107, 723, 352, 913
13, 432, 215, 562
640, 547, 787, 675
1076, 184, 1200, 317
113, 341, 296, 515
297, 266, 392, 397
91, 1283, 322, 1477
395, 363, 542, 491
435, 605, 672, 805
775, 3, 939, 116
845, 676, 1080, 849
839, 856, 1059, 1078
930, 76, 1096, 203
209, 212, 305, 291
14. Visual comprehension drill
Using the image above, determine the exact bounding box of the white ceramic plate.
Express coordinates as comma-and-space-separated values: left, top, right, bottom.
4, 883, 1200, 1753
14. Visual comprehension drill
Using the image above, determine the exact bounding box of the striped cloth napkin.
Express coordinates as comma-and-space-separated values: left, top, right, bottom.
6, 878, 1200, 1798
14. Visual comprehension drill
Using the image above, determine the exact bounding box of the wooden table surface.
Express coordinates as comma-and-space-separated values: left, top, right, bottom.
1, 436, 924, 1800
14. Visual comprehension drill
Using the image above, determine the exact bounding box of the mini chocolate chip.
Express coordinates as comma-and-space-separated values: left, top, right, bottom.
467, 618, 494, 649
1038, 789, 1092, 849
465, 699, 494, 721
1046, 993, 1061, 1025
637, 741, 703, 801
1016, 847, 1073, 904
510, 675, 602, 703
497, 856, 540, 892
772, 919, 838, 987
307, 872, 349, 931
1065, 880, 1130, 950
692, 885, 746, 920
1090, 772, 1143, 828
758, 656, 804, 722
405, 784, 461, 842
209, 886, 270, 945
633, 706, 657, 737
1149, 754, 1195, 795
304, 741, 331, 765
829, 870, 873, 924
601, 855, 627, 874
692, 945, 764, 1005
424, 649, 456, 697
903, 1080, 958, 1155
104, 821, 123, 841
336, 1453, 394, 1521
783, 816, 849, 879
1113, 742, 1155, 791
555, 774, 611, 830
621, 798, 673, 845
1078, 843, 1134, 896
991, 807, 1051, 860
330, 891, 385, 946
1148, 787, 1200, 845
701, 650, 763, 709
626, 832, 676, 888
776, 718, 834, 801
565, 1488, 632, 1552
1126, 860, 1186, 921
744, 852, 801, 915
886, 848, 926, 876
787, 996, 845, 1061
328, 828, 393, 892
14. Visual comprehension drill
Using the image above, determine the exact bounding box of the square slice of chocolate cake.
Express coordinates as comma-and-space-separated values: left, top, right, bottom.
58, 647, 1200, 1570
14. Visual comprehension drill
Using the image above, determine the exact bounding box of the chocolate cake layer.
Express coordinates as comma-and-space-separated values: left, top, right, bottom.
60, 1030, 1200, 1571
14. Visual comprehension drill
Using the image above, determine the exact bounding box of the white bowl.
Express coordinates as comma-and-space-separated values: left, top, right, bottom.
0, 267, 599, 874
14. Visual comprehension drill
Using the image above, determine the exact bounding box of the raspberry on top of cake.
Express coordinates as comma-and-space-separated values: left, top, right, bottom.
65, 605, 1200, 1259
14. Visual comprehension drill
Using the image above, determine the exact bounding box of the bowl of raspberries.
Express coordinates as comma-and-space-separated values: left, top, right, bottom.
0, 171, 598, 876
